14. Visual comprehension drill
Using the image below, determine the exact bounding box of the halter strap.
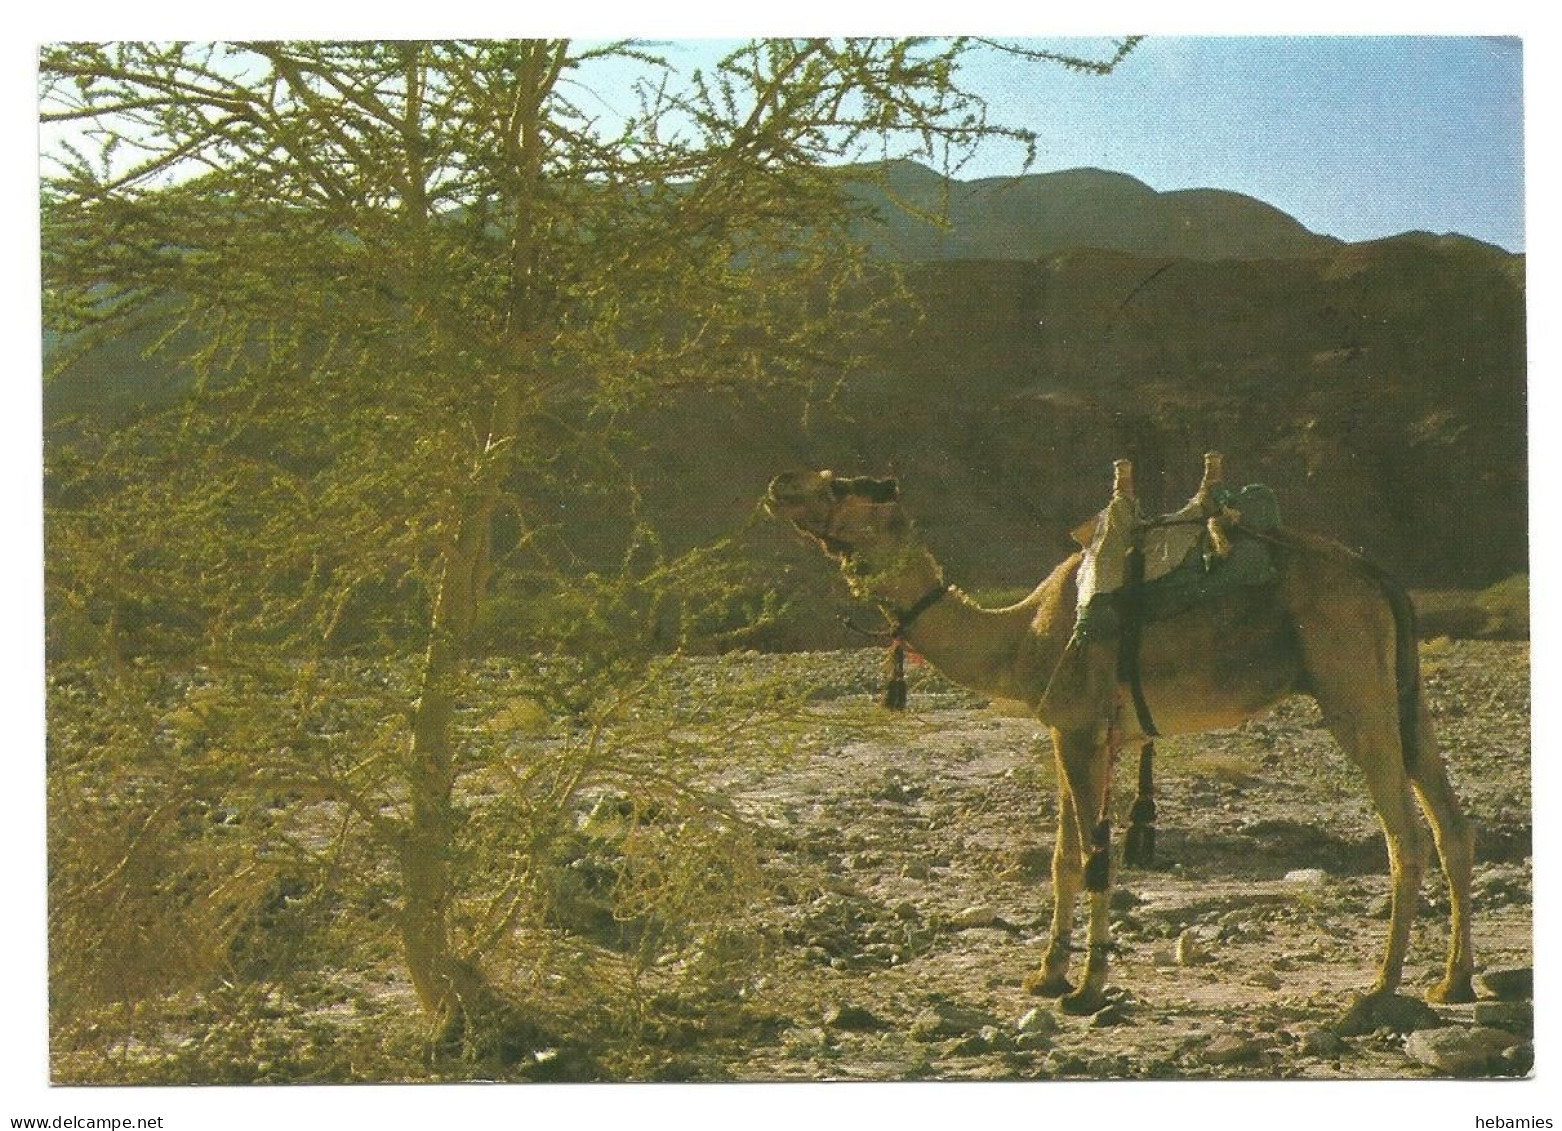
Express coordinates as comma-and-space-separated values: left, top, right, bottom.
890, 582, 952, 639
880, 582, 951, 712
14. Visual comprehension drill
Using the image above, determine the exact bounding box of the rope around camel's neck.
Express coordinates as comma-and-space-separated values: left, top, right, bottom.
844, 542, 946, 611
844, 541, 1048, 705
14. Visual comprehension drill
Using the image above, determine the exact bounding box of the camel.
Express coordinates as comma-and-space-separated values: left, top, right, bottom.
765, 464, 1476, 1020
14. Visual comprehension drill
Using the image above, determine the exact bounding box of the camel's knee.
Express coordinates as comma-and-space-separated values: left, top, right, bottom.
1052, 837, 1083, 884
1436, 808, 1475, 869
1382, 815, 1429, 881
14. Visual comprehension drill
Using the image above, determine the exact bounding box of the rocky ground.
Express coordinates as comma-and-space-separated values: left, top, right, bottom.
687, 638, 1533, 1081
47, 639, 1530, 1086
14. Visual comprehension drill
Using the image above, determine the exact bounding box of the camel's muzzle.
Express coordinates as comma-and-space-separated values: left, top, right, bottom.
765, 470, 830, 509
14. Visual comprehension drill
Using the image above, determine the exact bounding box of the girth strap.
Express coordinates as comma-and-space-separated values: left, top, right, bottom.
1114, 538, 1159, 738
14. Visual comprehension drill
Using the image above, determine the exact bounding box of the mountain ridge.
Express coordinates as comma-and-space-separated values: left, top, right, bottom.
840, 160, 1524, 263
44, 168, 1526, 639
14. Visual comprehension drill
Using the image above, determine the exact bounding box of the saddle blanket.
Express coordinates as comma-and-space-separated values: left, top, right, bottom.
1072, 483, 1281, 638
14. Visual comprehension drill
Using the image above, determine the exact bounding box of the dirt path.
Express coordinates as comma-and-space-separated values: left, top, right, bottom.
697, 640, 1532, 1080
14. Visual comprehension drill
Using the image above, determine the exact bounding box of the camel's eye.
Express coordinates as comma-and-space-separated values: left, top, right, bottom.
831, 476, 899, 503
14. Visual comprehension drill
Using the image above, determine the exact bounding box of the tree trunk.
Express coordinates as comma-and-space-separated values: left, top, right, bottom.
398, 385, 525, 1055
395, 40, 561, 1059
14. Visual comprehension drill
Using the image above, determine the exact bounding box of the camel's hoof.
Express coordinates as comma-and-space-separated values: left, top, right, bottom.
1059, 987, 1107, 1016
1334, 991, 1441, 1036
1426, 975, 1477, 1005
1023, 969, 1074, 998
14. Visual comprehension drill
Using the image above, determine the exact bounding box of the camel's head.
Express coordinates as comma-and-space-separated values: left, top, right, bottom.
765, 469, 912, 572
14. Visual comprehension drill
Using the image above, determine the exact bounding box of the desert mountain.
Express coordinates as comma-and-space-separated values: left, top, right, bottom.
842, 160, 1342, 262
45, 164, 1526, 650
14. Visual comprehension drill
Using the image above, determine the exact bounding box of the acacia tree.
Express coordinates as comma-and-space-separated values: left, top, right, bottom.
41, 38, 1138, 1069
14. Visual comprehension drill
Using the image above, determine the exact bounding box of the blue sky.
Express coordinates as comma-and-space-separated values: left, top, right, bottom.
38, 36, 1527, 252
954, 36, 1525, 251
641, 37, 1525, 252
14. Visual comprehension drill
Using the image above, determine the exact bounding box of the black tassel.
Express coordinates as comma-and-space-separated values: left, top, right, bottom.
1124, 741, 1158, 867
1130, 823, 1156, 866
1084, 819, 1112, 892
1124, 821, 1156, 868
883, 640, 908, 710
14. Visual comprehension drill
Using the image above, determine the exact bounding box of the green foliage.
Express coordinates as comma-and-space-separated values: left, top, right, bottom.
1413, 576, 1529, 641
40, 36, 1140, 1080
1475, 574, 1529, 639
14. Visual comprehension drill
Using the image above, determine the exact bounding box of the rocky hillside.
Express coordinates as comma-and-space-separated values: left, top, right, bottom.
637, 234, 1525, 623
46, 165, 1527, 647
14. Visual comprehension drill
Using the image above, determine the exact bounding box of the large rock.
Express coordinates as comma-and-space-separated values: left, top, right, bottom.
1301, 1028, 1350, 1057
1334, 993, 1443, 1036
1473, 1000, 1533, 1034
1404, 1026, 1522, 1077
1477, 967, 1533, 1002
910, 999, 998, 1042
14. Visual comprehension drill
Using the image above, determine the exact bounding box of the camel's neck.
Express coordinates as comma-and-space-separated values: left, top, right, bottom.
852, 544, 1071, 706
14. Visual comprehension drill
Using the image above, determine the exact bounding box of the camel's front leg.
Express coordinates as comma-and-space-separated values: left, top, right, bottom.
1066, 822, 1116, 1015
1025, 781, 1082, 997
1029, 727, 1115, 1013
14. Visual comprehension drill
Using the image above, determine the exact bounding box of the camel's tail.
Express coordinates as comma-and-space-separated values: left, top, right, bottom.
1368, 563, 1422, 772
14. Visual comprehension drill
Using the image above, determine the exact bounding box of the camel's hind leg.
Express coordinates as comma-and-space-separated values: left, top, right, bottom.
1296, 606, 1427, 1001
1338, 712, 1426, 999
1407, 692, 1477, 1003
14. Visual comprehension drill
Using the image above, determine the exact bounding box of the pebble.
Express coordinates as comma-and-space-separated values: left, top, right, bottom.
910, 1000, 997, 1042
1090, 1003, 1130, 1028
1301, 1028, 1349, 1057
1014, 1030, 1054, 1052
1016, 1007, 1059, 1036
1477, 967, 1533, 1002
950, 905, 999, 930
1284, 868, 1328, 886
1404, 1026, 1521, 1077
1202, 1034, 1268, 1066
1175, 929, 1211, 966
977, 1024, 1013, 1052
943, 1027, 1011, 1057
822, 1004, 884, 1032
